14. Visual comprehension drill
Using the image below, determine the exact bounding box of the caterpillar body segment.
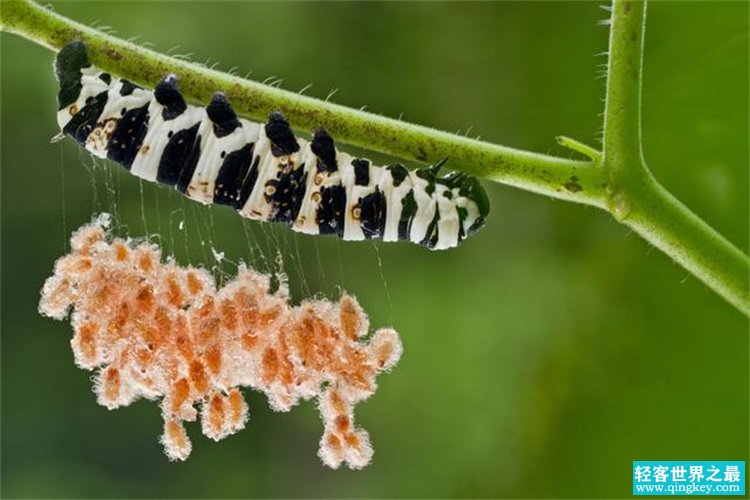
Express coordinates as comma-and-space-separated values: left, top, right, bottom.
55, 41, 489, 249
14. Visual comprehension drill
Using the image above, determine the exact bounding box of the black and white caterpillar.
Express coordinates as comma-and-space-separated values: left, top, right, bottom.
55, 41, 489, 249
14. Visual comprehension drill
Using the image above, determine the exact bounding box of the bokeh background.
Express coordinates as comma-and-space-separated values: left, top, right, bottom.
2, 2, 747, 498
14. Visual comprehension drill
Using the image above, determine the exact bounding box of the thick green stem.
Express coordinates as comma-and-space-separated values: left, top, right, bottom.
603, 0, 648, 181
600, 0, 749, 315
1, 0, 748, 315
625, 175, 750, 314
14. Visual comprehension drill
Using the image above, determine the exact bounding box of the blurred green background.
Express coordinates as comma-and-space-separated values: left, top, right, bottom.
1, 2, 748, 498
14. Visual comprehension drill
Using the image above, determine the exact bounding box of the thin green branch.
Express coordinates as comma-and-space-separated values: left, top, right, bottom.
0, 0, 605, 208
556, 136, 603, 164
1, 0, 748, 315
602, 0, 749, 315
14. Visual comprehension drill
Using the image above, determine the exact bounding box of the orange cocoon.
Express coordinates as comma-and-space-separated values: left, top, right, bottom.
39, 214, 402, 469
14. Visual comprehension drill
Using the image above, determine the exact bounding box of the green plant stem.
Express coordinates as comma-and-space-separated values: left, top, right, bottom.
626, 175, 750, 315
0, 0, 605, 208
602, 0, 749, 315
1, 0, 748, 315
604, 1, 648, 182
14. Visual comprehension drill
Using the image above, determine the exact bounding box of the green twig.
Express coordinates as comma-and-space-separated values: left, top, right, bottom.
0, 0, 605, 208
556, 136, 603, 164
1, 0, 748, 315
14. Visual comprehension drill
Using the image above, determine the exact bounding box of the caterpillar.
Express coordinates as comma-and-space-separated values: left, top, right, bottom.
39, 214, 403, 468
55, 41, 489, 249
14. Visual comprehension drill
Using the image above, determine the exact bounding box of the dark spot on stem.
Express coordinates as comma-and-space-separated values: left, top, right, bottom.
105, 48, 122, 60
